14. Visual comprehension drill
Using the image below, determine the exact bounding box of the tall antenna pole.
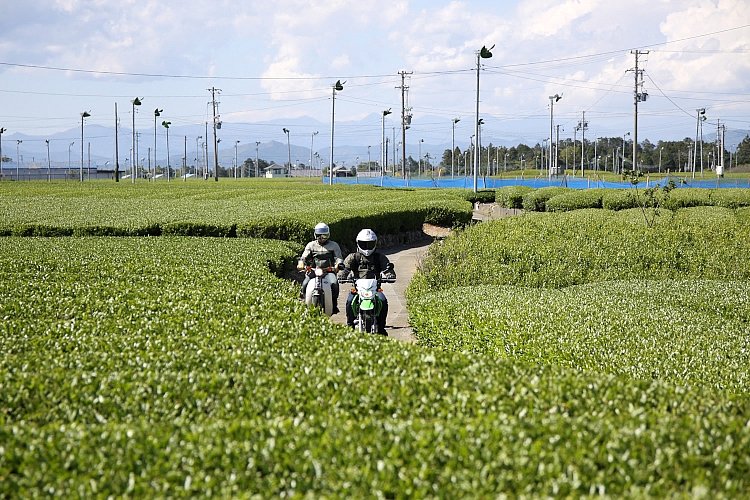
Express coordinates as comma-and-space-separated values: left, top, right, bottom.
208, 87, 221, 182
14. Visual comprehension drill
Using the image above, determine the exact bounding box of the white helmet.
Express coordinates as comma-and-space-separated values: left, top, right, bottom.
356, 228, 377, 256
314, 222, 330, 244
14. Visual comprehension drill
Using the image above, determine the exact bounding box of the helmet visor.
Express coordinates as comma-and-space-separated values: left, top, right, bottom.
358, 239, 376, 251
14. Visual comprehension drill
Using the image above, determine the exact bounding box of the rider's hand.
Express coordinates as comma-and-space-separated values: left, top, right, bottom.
296, 261, 305, 270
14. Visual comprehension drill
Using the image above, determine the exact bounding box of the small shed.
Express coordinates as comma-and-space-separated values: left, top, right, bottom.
264, 163, 288, 178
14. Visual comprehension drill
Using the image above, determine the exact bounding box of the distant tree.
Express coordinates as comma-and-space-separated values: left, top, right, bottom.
736, 135, 750, 166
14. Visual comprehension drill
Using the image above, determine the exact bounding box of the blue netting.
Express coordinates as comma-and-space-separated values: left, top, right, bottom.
321, 175, 750, 190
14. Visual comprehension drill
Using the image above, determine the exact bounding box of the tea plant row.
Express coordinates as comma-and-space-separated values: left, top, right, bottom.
3, 236, 749, 496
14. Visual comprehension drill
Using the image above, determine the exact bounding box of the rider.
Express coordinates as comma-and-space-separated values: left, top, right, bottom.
297, 222, 344, 313
339, 228, 396, 334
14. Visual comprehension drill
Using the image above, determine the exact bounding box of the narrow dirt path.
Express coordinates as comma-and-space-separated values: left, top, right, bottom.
330, 238, 432, 343
327, 204, 517, 342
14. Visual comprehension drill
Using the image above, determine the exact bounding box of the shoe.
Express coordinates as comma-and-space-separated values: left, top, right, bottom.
378, 329, 388, 336
346, 323, 355, 329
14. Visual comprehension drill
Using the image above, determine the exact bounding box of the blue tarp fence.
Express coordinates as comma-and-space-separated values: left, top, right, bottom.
322, 174, 750, 190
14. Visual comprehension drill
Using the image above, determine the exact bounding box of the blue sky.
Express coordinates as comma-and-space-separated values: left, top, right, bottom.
1, 0, 749, 156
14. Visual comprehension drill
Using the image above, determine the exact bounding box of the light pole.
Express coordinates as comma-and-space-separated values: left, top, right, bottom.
234, 140, 240, 178
693, 108, 707, 178
622, 132, 630, 172
255, 141, 260, 178
419, 139, 424, 176
80, 111, 90, 182
0, 127, 5, 179
161, 120, 171, 182
131, 97, 142, 182
452, 117, 460, 178
16, 140, 23, 181
67, 141, 73, 174
310, 131, 318, 177
367, 145, 371, 175
659, 147, 663, 173
548, 94, 561, 177
282, 127, 291, 170
474, 44, 493, 193
504, 152, 508, 172
153, 108, 163, 180
329, 79, 344, 185
45, 139, 51, 181
382, 109, 391, 181
194, 136, 202, 178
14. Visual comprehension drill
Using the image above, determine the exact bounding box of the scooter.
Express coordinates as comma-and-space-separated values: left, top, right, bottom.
302, 258, 339, 316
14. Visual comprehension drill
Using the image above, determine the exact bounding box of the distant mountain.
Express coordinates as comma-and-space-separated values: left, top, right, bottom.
3, 115, 746, 169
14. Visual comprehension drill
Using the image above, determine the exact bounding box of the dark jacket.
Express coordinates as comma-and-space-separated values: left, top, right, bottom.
341, 251, 394, 280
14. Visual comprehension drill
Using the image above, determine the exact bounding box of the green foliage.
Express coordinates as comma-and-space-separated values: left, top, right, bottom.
411, 207, 750, 293
495, 185, 533, 209
409, 280, 750, 392
521, 186, 572, 212
3, 238, 750, 496
602, 189, 641, 210
0, 180, 472, 242
545, 188, 605, 212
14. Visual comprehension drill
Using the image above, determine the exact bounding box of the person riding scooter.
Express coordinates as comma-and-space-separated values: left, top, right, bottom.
339, 228, 396, 334
297, 222, 344, 313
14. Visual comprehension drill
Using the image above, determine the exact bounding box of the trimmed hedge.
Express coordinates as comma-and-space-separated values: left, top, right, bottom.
545, 188, 605, 212
521, 186, 572, 212
495, 185, 533, 209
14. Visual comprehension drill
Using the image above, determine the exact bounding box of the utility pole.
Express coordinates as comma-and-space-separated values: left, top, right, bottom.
208, 87, 222, 181
628, 50, 649, 172
397, 70, 412, 182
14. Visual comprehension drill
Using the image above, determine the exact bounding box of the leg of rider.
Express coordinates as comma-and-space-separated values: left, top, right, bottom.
331, 281, 340, 313
300, 275, 311, 299
345, 291, 356, 327
376, 291, 388, 333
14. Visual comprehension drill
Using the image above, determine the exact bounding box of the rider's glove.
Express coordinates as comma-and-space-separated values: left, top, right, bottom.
296, 261, 305, 270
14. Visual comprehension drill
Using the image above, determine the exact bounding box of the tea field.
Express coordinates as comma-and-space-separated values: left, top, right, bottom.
2, 182, 750, 496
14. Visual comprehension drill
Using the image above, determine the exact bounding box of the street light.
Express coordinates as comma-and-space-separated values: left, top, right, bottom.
131, 97, 142, 182
310, 131, 318, 177
80, 111, 90, 182
474, 44, 493, 192
234, 140, 240, 178
67, 141, 73, 173
45, 139, 51, 181
693, 108, 707, 178
0, 127, 5, 179
419, 139, 424, 176
452, 117, 460, 178
329, 79, 345, 185
282, 127, 291, 170
367, 145, 371, 175
161, 120, 171, 182
16, 139, 22, 181
382, 109, 391, 183
548, 94, 562, 177
153, 108, 163, 181
255, 141, 261, 178
621, 132, 630, 172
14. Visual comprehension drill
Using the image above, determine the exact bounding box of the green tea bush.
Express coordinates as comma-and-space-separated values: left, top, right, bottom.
521, 186, 571, 212
0, 181, 472, 242
545, 188, 606, 212
495, 185, 533, 209
601, 189, 641, 210
2, 237, 750, 497
409, 279, 750, 393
